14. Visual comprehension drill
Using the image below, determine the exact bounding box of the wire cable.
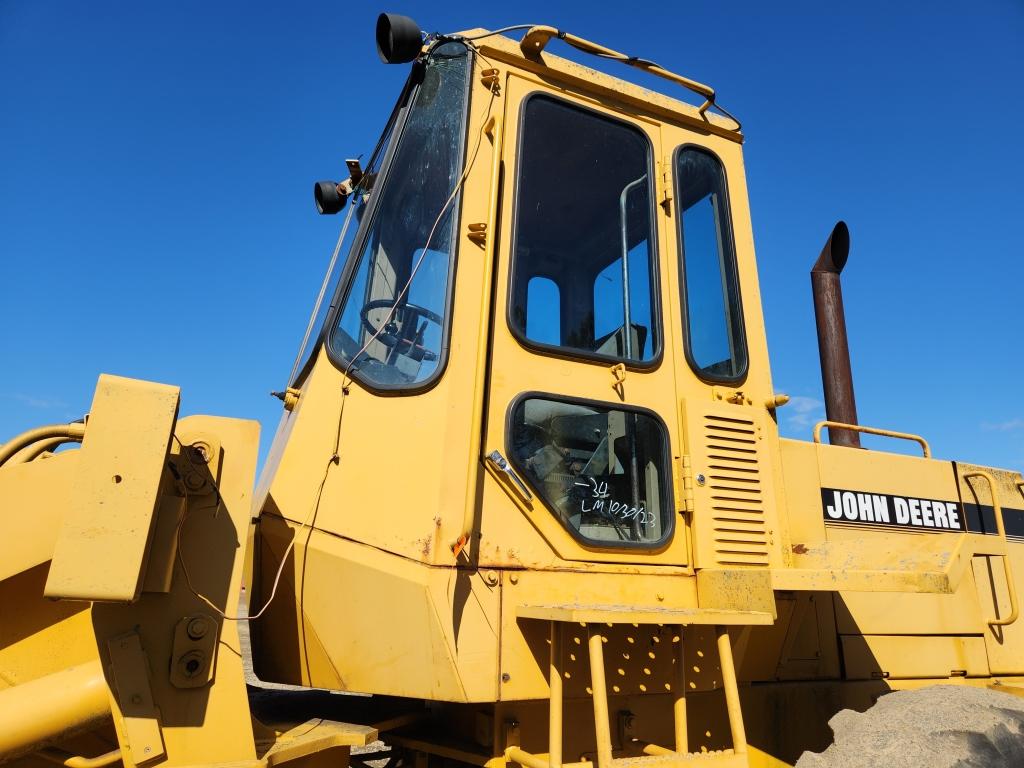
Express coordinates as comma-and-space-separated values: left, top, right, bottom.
448, 25, 542, 42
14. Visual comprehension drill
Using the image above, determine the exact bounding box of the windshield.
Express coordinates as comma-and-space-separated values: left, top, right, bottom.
328, 41, 471, 389
288, 86, 403, 387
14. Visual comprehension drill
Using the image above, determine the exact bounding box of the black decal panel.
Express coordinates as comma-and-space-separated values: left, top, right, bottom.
821, 487, 966, 532
963, 503, 1024, 540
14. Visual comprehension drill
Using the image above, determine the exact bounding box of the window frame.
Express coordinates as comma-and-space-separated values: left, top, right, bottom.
322, 41, 474, 395
504, 390, 676, 551
506, 92, 664, 371
673, 144, 749, 385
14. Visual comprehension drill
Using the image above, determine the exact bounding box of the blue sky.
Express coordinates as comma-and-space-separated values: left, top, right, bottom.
1, 1, 1022, 470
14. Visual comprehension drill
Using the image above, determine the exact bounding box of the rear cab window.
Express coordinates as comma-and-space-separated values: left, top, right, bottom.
675, 146, 747, 382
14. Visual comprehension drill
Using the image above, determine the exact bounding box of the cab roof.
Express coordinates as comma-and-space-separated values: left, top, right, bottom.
454, 27, 744, 144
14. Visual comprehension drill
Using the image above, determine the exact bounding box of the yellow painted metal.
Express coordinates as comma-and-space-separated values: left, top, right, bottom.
105, 632, 165, 764
697, 570, 775, 616
672, 625, 687, 753
587, 627, 613, 768
468, 30, 740, 142
505, 746, 555, 768
38, 747, 122, 768
7, 20, 1024, 768
516, 26, 718, 107
812, 420, 930, 458
716, 628, 746, 756
840, 635, 989, 680
45, 374, 180, 602
963, 470, 1019, 627
773, 441, 985, 593
957, 463, 1024, 675
517, 604, 773, 626
0, 661, 110, 761
252, 515, 501, 701
548, 622, 563, 768
253, 719, 376, 767
92, 414, 261, 768
8, 435, 81, 465
457, 101, 505, 554
0, 422, 86, 467
0, 452, 76, 581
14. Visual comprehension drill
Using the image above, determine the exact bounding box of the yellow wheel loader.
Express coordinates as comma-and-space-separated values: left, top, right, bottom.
3, 14, 1023, 768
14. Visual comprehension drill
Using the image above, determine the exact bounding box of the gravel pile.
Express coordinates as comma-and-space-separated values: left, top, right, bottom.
797, 685, 1024, 768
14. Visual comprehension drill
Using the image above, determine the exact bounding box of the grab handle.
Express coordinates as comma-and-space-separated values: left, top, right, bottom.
965, 470, 1019, 628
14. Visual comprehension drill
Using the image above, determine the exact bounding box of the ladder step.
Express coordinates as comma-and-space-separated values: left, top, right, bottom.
517, 603, 772, 626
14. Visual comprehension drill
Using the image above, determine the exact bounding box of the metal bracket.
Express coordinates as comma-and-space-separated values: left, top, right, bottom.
107, 632, 165, 765
713, 386, 752, 406
659, 157, 673, 212
169, 614, 219, 689
467, 222, 488, 247
610, 363, 627, 399
480, 68, 501, 94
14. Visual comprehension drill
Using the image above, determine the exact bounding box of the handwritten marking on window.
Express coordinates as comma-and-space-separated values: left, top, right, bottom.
576, 476, 652, 524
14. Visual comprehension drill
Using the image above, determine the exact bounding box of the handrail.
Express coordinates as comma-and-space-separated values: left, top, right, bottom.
38, 748, 122, 768
812, 420, 931, 458
0, 423, 86, 468
9, 435, 82, 465
517, 26, 740, 131
964, 470, 1020, 628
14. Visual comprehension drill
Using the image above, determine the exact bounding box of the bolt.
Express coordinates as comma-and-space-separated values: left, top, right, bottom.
484, 571, 499, 586
191, 442, 213, 463
509, 573, 519, 585
501, 673, 511, 683
177, 650, 205, 679
695, 473, 706, 486
187, 616, 210, 640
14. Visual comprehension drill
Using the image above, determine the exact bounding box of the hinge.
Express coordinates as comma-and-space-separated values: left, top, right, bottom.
480, 68, 501, 94
680, 455, 695, 514
467, 222, 487, 247
713, 386, 752, 406
659, 157, 673, 212
610, 362, 626, 399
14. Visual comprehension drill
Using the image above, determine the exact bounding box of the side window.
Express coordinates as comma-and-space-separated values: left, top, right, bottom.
675, 147, 747, 381
510, 96, 659, 365
509, 396, 673, 548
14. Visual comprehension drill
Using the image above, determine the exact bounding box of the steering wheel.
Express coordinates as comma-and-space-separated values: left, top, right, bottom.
359, 299, 442, 362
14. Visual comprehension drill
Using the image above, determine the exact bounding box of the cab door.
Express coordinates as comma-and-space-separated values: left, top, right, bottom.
658, 121, 785, 571
479, 72, 689, 567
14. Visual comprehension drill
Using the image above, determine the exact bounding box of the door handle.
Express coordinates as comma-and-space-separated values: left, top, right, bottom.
486, 450, 534, 502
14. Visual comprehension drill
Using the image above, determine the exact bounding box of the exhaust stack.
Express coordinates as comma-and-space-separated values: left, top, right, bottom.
811, 221, 860, 448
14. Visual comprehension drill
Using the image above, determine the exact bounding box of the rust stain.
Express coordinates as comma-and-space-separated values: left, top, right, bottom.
791, 544, 809, 554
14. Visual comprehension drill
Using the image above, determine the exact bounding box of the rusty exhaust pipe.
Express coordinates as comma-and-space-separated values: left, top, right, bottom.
811, 221, 860, 448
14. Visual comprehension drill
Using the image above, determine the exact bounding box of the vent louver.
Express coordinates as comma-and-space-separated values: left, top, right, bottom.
703, 413, 770, 566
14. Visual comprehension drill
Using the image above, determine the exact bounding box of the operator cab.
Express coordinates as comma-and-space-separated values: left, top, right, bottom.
276, 15, 774, 573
